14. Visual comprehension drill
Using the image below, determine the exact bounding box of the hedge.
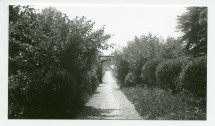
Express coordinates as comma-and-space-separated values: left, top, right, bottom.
113, 52, 130, 86
179, 56, 207, 98
141, 58, 163, 88
155, 57, 189, 92
124, 72, 136, 87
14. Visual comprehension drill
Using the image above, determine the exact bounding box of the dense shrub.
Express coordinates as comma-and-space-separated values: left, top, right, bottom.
113, 52, 130, 85
141, 58, 163, 87
179, 56, 207, 98
113, 34, 162, 87
124, 72, 136, 87
96, 63, 103, 83
8, 68, 80, 119
8, 5, 110, 118
155, 57, 189, 92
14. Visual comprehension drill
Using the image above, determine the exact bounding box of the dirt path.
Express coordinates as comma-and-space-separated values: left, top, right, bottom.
76, 71, 142, 120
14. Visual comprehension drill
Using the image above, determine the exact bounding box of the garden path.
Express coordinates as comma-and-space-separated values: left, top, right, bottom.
76, 71, 142, 120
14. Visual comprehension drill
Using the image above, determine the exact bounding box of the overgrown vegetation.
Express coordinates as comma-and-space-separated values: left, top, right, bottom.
113, 7, 207, 119
122, 87, 206, 120
179, 56, 207, 98
9, 5, 111, 119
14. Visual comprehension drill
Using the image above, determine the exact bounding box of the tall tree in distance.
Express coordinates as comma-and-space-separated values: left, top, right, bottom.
177, 7, 207, 57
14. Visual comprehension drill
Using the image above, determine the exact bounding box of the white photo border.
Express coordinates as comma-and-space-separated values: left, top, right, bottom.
1, 0, 215, 126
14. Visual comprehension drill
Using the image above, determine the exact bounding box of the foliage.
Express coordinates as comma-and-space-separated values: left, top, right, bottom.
113, 34, 185, 88
113, 34, 162, 87
126, 34, 162, 83
96, 63, 103, 83
122, 87, 206, 120
9, 5, 111, 118
124, 72, 136, 87
141, 58, 163, 88
159, 37, 183, 58
155, 57, 189, 92
113, 7, 207, 120
179, 56, 207, 98
177, 7, 207, 56
113, 51, 130, 85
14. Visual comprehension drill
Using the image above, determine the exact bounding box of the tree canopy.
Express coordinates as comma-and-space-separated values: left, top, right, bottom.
177, 7, 207, 56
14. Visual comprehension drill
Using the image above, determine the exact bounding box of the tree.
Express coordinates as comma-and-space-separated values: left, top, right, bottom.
177, 7, 207, 57
159, 37, 183, 59
113, 33, 163, 86
9, 5, 111, 118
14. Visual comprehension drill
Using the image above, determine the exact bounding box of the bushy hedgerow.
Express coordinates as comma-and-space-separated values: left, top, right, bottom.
141, 58, 163, 87
8, 68, 78, 119
113, 52, 130, 86
179, 56, 207, 98
96, 63, 103, 83
155, 57, 190, 92
113, 34, 162, 87
8, 6, 110, 118
124, 72, 136, 87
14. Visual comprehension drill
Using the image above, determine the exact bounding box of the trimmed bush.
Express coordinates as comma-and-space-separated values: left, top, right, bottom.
155, 57, 189, 92
179, 56, 207, 98
124, 72, 136, 87
141, 58, 163, 87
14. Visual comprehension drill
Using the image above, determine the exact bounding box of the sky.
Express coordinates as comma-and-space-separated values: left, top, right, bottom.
34, 5, 186, 55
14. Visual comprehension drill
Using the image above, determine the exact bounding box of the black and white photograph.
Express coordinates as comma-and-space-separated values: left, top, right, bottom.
1, 0, 215, 126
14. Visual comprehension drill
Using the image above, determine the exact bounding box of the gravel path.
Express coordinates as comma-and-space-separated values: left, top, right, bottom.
76, 71, 142, 120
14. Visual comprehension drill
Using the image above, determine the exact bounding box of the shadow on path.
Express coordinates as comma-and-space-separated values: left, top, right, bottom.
76, 106, 120, 119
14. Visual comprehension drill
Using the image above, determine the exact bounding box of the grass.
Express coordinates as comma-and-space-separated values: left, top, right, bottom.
122, 86, 206, 120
